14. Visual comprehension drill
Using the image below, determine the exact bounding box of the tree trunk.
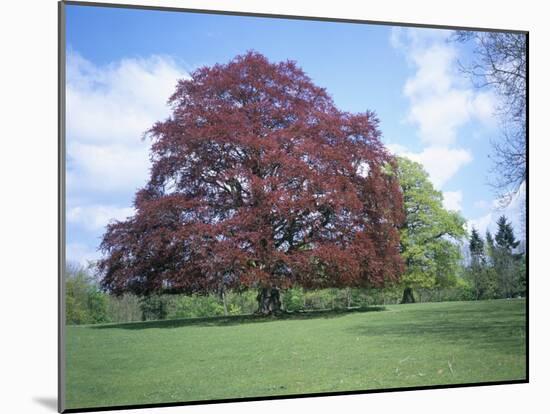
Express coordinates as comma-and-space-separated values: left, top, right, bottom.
401, 287, 415, 304
256, 288, 282, 315
221, 289, 228, 316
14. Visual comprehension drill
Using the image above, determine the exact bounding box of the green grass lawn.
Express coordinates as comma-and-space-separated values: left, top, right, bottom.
65, 299, 526, 409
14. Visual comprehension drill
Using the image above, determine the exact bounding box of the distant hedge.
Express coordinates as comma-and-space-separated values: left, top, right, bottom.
66, 265, 492, 325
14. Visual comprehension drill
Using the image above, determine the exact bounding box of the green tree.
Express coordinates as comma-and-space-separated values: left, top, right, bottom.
485, 230, 495, 264
467, 228, 497, 300
493, 215, 522, 298
516, 255, 527, 297
139, 295, 169, 321
66, 264, 110, 325
495, 215, 520, 251
469, 228, 484, 266
395, 157, 466, 303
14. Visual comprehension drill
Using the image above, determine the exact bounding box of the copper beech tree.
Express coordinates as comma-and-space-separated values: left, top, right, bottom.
98, 52, 405, 314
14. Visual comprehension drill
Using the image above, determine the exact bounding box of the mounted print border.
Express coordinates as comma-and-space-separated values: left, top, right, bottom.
59, 1, 529, 412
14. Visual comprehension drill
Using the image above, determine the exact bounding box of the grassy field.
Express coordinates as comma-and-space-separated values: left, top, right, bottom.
65, 299, 526, 409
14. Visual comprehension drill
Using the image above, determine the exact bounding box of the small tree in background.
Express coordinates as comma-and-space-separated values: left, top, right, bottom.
98, 52, 405, 314
469, 228, 484, 266
395, 157, 466, 303
495, 215, 520, 252
469, 228, 485, 295
139, 295, 169, 321
493, 215, 522, 298
485, 230, 496, 264
467, 228, 496, 300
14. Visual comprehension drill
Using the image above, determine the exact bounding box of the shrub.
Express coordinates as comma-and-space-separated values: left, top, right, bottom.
282, 288, 305, 312
65, 264, 110, 325
106, 294, 142, 323
171, 295, 225, 319
140, 295, 169, 321
225, 290, 257, 315
228, 303, 242, 316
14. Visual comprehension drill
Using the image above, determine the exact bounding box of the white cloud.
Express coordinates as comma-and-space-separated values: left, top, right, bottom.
65, 51, 189, 265
66, 51, 189, 194
356, 161, 370, 178
68, 204, 135, 231
400, 34, 497, 147
467, 212, 493, 235
467, 182, 526, 237
472, 92, 497, 126
394, 145, 472, 189
390, 28, 497, 187
474, 199, 490, 209
443, 190, 463, 212
67, 142, 150, 193
66, 242, 102, 267
386, 143, 408, 155
404, 44, 456, 101
390, 27, 450, 52
67, 52, 188, 144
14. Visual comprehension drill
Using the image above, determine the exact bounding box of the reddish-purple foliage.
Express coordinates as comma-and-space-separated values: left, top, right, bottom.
98, 52, 404, 296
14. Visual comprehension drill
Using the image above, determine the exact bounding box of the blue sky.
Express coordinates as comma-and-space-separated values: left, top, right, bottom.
65, 4, 524, 265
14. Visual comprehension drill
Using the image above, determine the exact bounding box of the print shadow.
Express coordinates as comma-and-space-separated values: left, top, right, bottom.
91, 306, 386, 330
33, 397, 57, 412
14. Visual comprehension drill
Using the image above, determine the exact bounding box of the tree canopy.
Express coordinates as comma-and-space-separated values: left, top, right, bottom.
98, 52, 405, 307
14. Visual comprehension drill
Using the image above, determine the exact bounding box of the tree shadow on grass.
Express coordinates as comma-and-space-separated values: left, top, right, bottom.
346, 303, 526, 356
91, 306, 386, 330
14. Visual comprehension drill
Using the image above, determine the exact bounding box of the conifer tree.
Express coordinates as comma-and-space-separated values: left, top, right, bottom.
469, 228, 485, 266
467, 228, 494, 300
495, 215, 520, 252
493, 215, 521, 297
485, 230, 495, 263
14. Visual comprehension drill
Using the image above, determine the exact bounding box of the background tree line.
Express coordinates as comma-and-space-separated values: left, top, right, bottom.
66, 268, 475, 325
467, 216, 526, 300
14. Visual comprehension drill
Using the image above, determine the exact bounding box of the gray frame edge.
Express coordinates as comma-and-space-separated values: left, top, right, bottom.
58, 1, 67, 412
